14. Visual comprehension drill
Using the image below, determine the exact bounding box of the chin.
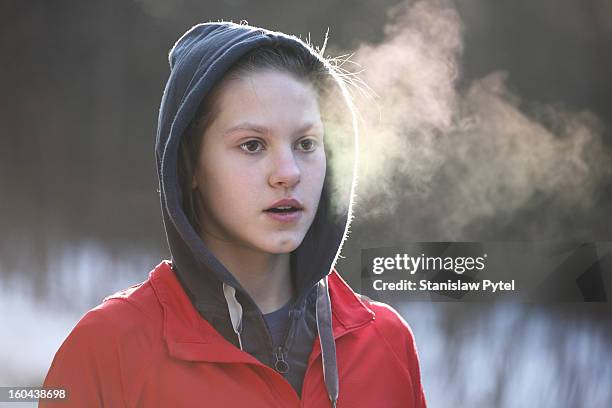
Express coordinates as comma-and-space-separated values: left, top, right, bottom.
260, 235, 304, 254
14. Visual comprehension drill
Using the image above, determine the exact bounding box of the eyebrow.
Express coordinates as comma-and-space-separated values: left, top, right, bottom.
223, 121, 323, 137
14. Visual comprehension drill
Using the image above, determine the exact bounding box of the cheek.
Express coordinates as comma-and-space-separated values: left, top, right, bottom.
199, 159, 261, 209
303, 153, 327, 195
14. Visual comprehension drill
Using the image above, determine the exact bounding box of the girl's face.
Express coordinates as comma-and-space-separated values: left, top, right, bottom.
193, 69, 326, 255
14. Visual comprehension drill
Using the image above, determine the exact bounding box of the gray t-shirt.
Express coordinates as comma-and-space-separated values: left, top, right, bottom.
262, 301, 291, 348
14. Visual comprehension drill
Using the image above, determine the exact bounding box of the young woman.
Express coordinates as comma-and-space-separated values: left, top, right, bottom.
41, 22, 427, 408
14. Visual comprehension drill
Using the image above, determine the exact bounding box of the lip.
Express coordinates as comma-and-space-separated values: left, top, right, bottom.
263, 197, 304, 224
264, 198, 304, 211
264, 210, 303, 223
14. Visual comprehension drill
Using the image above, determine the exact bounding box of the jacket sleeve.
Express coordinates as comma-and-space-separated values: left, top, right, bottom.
402, 317, 427, 408
39, 308, 126, 408
369, 301, 428, 408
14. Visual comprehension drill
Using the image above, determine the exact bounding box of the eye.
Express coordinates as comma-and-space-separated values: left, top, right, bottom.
239, 140, 265, 153
297, 138, 317, 152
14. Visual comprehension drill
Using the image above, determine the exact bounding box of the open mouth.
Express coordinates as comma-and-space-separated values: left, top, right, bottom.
264, 206, 301, 213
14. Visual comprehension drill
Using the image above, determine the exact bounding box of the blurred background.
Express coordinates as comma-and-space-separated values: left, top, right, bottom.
1, 0, 612, 406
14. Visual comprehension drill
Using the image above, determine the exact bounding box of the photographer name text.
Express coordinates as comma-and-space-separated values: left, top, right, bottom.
372, 279, 515, 292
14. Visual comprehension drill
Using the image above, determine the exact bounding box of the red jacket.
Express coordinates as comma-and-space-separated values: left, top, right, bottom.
41, 261, 426, 408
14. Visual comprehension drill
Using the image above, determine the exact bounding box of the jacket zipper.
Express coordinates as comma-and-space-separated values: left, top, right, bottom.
272, 307, 301, 375
273, 345, 289, 373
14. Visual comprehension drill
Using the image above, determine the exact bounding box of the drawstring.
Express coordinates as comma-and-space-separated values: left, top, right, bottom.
316, 276, 339, 407
222, 283, 244, 350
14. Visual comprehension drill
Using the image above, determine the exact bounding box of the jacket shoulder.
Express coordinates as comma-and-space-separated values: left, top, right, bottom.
357, 296, 420, 370
55, 276, 164, 353
101, 277, 163, 327
41, 278, 164, 407
356, 295, 407, 328
360, 296, 416, 341
91, 277, 165, 355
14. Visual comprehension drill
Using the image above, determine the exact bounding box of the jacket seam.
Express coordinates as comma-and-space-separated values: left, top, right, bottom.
103, 291, 158, 324
371, 315, 414, 383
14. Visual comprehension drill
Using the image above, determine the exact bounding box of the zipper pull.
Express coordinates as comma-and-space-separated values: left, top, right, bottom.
273, 346, 289, 374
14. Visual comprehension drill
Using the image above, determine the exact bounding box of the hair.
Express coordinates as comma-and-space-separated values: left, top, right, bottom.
178, 44, 336, 233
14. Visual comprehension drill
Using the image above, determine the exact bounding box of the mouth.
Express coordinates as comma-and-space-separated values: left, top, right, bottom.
263, 198, 304, 213
263, 199, 304, 223
264, 206, 302, 214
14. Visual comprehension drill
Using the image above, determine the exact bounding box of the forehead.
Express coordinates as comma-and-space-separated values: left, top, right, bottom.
212, 69, 323, 132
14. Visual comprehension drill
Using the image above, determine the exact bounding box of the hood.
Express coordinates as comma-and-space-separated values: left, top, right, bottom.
155, 21, 358, 405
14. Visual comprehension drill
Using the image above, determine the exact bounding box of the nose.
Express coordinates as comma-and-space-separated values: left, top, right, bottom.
268, 147, 301, 188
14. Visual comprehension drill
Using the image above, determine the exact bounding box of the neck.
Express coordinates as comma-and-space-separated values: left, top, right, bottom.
200, 233, 295, 314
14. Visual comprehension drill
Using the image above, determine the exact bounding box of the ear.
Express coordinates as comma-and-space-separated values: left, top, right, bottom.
191, 174, 198, 189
